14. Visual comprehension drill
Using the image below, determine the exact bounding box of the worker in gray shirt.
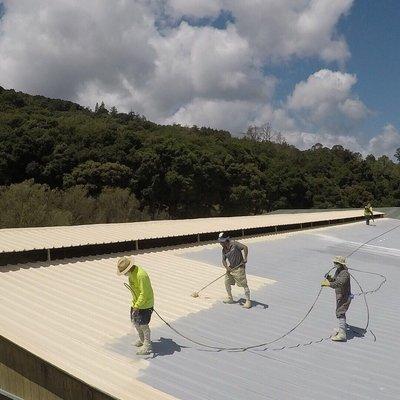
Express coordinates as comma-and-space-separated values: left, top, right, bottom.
321, 255, 352, 342
218, 232, 251, 309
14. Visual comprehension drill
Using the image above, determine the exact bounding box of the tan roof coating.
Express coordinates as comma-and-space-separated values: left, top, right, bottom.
0, 241, 273, 400
0, 210, 381, 253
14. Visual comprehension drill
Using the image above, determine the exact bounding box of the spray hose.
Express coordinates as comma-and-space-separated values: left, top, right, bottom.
124, 222, 399, 352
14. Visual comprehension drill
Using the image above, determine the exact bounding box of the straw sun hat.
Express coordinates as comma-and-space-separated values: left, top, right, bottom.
333, 255, 346, 266
116, 256, 135, 275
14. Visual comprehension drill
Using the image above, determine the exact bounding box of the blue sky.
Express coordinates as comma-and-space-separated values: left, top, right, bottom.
0, 1, 399, 157
340, 0, 400, 137
265, 0, 400, 141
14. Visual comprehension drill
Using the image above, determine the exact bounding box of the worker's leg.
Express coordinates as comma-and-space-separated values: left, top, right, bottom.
331, 317, 346, 341
243, 286, 252, 309
136, 325, 152, 355
332, 301, 349, 342
223, 273, 235, 303
136, 309, 153, 355
134, 324, 144, 347
131, 308, 144, 346
232, 267, 251, 308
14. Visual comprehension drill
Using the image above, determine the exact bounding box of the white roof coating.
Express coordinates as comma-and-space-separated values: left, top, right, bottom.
0, 209, 381, 253
1, 218, 399, 399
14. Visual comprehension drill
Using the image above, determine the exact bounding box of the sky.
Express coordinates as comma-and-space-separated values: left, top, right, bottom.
0, 0, 399, 158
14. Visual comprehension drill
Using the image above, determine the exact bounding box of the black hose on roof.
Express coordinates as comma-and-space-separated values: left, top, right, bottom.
124, 222, 399, 353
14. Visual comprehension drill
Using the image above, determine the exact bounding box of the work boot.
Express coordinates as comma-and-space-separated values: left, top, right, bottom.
136, 325, 152, 355
331, 328, 347, 342
136, 341, 152, 355
242, 299, 252, 309
223, 296, 234, 304
134, 340, 143, 347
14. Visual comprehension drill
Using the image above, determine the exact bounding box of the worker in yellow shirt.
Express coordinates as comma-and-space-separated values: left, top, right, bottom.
364, 203, 374, 225
117, 256, 154, 355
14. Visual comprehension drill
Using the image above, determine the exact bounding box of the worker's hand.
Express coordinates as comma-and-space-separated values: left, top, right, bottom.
321, 279, 331, 287
132, 307, 139, 314
243, 258, 247, 264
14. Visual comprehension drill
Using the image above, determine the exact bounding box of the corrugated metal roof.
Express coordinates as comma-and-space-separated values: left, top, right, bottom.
0, 210, 382, 253
0, 238, 271, 399
1, 218, 398, 399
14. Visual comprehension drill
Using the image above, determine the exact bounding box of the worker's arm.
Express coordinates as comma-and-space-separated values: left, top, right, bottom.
222, 255, 230, 271
128, 276, 138, 311
329, 270, 349, 289
236, 241, 248, 264
242, 244, 248, 263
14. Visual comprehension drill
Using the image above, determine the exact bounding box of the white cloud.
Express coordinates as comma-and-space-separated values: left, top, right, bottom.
2, 0, 386, 155
166, 0, 354, 62
288, 70, 356, 110
0, 1, 275, 124
166, 0, 223, 18
282, 131, 364, 153
286, 69, 369, 132
144, 23, 276, 120
166, 99, 297, 134
339, 98, 369, 121
280, 123, 400, 161
166, 99, 262, 133
367, 124, 400, 159
0, 0, 158, 103
251, 105, 296, 132
164, 0, 353, 63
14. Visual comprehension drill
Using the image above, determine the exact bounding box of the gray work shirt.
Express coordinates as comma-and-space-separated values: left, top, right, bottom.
222, 240, 246, 269
330, 266, 352, 318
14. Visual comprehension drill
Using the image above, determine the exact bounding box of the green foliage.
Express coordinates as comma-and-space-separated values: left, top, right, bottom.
0, 86, 400, 228
0, 181, 148, 228
95, 187, 143, 223
64, 161, 133, 193
0, 180, 72, 228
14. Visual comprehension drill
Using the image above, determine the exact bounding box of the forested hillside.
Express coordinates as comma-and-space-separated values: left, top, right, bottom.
1, 86, 399, 228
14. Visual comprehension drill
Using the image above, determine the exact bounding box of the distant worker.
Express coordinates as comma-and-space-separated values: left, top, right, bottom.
364, 203, 374, 225
321, 256, 352, 342
117, 256, 154, 355
218, 232, 251, 309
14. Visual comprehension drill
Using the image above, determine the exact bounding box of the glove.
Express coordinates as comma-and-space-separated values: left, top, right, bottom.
321, 279, 331, 287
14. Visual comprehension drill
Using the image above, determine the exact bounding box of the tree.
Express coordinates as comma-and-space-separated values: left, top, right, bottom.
1, 86, 400, 227
110, 106, 118, 116
64, 161, 133, 194
244, 123, 273, 142
0, 180, 72, 228
95, 187, 142, 223
311, 143, 323, 151
95, 101, 108, 115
